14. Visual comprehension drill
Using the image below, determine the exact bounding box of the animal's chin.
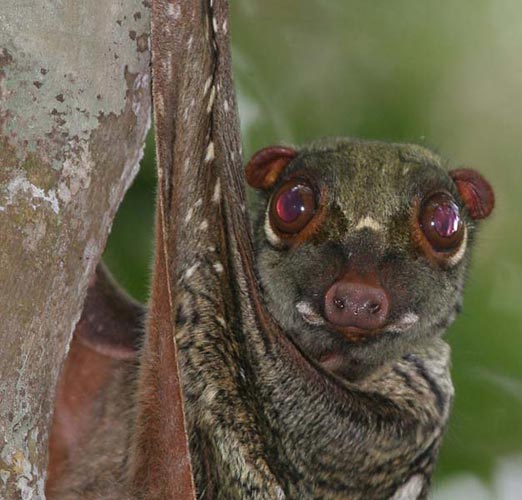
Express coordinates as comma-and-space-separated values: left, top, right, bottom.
315, 351, 368, 380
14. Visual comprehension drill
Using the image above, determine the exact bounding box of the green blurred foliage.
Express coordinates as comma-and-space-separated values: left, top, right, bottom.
104, 0, 522, 487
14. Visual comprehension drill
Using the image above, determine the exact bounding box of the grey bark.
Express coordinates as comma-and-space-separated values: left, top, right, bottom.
0, 2, 151, 498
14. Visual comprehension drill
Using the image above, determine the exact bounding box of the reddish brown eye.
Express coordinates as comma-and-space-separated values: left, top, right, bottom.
419, 192, 464, 252
270, 180, 316, 234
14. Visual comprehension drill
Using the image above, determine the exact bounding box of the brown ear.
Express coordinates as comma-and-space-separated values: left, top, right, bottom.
449, 168, 495, 220
245, 145, 298, 190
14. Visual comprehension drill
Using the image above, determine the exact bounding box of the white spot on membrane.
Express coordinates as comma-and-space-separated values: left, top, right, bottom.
223, 99, 229, 113
212, 16, 218, 34
212, 179, 221, 203
355, 216, 383, 232
200, 219, 208, 231
207, 85, 216, 113
222, 19, 228, 34
185, 262, 200, 279
205, 142, 215, 163
213, 262, 224, 273
185, 207, 194, 223
203, 76, 212, 95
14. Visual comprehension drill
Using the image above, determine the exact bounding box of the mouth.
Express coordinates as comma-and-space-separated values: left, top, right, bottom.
295, 301, 419, 342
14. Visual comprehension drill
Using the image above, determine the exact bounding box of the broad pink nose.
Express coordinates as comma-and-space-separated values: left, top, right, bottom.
324, 281, 389, 330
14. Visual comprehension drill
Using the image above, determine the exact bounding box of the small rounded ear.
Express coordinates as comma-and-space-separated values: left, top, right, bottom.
245, 145, 298, 190
449, 168, 495, 220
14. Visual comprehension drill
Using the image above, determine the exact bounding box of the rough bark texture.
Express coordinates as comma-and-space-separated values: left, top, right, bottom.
0, 2, 151, 497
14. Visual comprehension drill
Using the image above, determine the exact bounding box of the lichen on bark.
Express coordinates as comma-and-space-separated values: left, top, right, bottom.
0, 2, 152, 497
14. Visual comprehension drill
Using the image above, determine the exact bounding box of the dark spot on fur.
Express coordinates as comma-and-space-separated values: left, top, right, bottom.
405, 355, 446, 414
175, 303, 188, 326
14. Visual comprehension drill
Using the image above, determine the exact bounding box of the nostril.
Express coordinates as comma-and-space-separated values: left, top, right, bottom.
334, 298, 345, 310
368, 302, 381, 315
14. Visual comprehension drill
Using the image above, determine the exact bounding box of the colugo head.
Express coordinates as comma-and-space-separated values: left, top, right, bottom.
246, 137, 494, 380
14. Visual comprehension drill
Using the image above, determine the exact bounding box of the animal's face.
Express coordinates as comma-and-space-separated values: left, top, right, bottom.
247, 138, 494, 380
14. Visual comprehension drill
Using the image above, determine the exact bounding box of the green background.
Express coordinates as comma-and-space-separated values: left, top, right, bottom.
104, 1, 522, 496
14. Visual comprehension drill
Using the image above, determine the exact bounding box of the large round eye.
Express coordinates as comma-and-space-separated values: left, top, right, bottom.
419, 192, 464, 251
270, 179, 316, 234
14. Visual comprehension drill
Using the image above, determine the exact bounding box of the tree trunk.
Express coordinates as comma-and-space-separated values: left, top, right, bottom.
0, 2, 151, 497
